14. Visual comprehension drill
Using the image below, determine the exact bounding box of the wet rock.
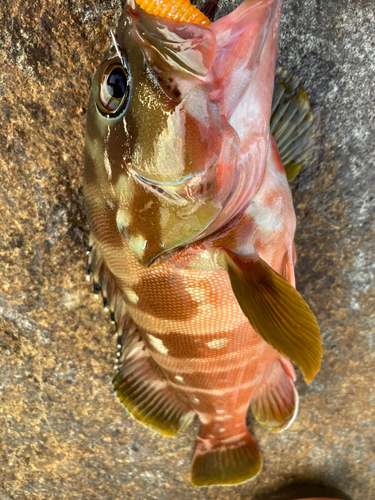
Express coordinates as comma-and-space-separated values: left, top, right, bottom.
0, 0, 373, 499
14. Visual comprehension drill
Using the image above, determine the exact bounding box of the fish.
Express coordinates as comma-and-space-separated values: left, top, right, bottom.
83, 0, 322, 487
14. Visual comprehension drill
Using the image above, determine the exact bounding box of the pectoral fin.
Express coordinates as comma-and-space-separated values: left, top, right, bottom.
223, 250, 322, 384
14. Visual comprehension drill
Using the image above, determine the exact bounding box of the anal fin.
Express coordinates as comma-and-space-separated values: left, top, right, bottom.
251, 359, 298, 432
113, 317, 195, 437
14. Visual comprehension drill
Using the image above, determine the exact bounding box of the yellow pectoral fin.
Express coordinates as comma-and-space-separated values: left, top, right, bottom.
223, 250, 322, 384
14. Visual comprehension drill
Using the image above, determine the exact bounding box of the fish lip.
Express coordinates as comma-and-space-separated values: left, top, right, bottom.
128, 0, 212, 28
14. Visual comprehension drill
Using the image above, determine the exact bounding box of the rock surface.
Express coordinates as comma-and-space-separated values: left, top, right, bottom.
0, 0, 374, 499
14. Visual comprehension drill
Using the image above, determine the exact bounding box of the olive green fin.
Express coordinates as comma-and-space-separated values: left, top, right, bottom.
113, 316, 195, 437
223, 250, 322, 384
251, 360, 298, 432
191, 428, 261, 486
271, 68, 315, 180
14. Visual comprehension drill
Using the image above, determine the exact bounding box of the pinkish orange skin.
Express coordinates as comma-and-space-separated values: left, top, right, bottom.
84, 0, 302, 485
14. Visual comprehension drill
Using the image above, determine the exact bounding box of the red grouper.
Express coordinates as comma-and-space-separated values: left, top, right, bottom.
84, 0, 322, 486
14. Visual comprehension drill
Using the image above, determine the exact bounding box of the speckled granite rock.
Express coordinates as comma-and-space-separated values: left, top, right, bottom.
0, 1, 373, 499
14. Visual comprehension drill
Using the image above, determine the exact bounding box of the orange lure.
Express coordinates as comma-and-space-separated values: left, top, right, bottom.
135, 0, 211, 25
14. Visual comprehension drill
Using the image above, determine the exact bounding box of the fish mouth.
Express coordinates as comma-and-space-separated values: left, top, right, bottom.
126, 0, 217, 78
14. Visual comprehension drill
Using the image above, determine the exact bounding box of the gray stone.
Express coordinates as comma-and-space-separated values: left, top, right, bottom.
0, 0, 373, 499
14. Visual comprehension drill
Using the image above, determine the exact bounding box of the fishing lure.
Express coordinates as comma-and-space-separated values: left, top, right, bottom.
136, 0, 212, 25
84, 0, 320, 486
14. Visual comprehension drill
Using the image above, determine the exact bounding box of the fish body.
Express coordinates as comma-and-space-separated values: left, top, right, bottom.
84, 0, 322, 486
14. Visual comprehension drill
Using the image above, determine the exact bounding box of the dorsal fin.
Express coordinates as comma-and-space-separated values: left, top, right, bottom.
271, 68, 315, 180
86, 237, 127, 327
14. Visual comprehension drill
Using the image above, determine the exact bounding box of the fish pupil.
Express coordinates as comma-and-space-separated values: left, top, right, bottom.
99, 63, 129, 114
107, 68, 127, 99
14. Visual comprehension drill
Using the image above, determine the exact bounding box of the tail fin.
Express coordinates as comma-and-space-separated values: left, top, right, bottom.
190, 430, 261, 486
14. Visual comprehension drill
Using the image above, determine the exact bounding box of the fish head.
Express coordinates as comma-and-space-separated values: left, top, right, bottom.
84, 0, 283, 265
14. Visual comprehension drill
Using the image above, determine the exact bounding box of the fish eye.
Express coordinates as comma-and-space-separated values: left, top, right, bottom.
98, 63, 130, 116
